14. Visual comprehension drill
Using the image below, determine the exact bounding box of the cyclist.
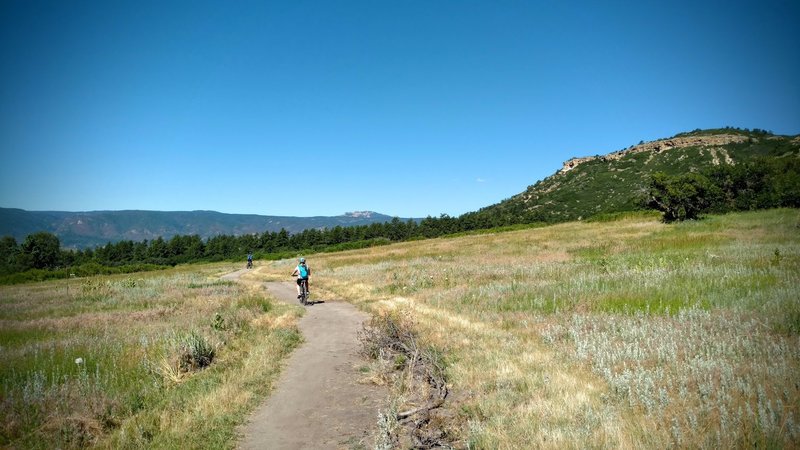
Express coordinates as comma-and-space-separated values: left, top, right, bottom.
291, 257, 311, 299
247, 253, 253, 269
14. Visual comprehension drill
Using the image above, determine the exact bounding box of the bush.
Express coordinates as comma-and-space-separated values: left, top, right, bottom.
647, 172, 722, 222
179, 332, 215, 371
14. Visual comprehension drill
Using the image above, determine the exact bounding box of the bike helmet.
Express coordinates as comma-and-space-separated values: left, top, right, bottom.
299, 257, 306, 263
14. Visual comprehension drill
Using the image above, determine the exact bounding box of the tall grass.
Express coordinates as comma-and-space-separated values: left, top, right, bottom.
0, 263, 302, 449
265, 208, 800, 448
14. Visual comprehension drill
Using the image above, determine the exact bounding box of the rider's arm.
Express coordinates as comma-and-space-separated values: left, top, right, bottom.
291, 266, 298, 276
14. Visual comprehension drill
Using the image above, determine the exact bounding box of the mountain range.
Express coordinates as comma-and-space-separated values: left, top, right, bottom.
0, 209, 402, 249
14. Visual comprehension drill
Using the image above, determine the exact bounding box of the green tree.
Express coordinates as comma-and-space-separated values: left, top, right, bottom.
774, 158, 800, 207
328, 226, 345, 245
647, 172, 721, 222
148, 237, 169, 261
387, 217, 405, 241
0, 236, 20, 274
21, 232, 61, 269
133, 240, 149, 262
184, 235, 205, 261
275, 229, 290, 250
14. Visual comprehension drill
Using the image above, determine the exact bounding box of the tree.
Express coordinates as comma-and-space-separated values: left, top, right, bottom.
328, 226, 345, 245
184, 235, 205, 261
133, 240, 149, 262
21, 232, 61, 269
275, 229, 290, 250
148, 237, 169, 261
387, 217, 405, 241
774, 158, 800, 207
0, 236, 20, 274
647, 172, 721, 222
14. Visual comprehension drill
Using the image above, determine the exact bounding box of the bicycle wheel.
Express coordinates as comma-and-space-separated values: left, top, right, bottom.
300, 280, 308, 305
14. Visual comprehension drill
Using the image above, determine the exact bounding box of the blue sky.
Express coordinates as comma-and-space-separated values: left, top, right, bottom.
1, 0, 798, 218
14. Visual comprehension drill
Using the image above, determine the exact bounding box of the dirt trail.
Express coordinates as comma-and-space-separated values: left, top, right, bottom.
227, 272, 386, 449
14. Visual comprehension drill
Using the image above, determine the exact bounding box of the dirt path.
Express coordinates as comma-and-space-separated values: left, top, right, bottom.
220, 268, 250, 282
229, 274, 387, 449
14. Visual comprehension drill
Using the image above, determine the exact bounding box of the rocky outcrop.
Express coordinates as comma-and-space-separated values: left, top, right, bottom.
559, 134, 752, 174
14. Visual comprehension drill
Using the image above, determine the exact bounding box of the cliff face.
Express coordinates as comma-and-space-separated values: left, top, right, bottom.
559, 134, 751, 174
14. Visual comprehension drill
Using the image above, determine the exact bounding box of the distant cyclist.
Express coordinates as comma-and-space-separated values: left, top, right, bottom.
291, 257, 311, 299
247, 252, 253, 269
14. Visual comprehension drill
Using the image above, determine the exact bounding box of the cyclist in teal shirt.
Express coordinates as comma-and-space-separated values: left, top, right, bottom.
291, 257, 311, 298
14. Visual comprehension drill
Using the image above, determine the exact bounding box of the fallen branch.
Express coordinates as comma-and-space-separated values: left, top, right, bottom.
359, 309, 454, 448
397, 394, 446, 421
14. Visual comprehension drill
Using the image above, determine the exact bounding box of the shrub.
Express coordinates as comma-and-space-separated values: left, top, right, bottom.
179, 332, 215, 371
647, 172, 721, 222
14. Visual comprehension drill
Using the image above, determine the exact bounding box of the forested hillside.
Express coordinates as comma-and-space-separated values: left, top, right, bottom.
468, 128, 799, 225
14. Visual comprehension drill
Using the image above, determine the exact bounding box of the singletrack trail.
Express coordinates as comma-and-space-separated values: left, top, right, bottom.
233, 277, 387, 449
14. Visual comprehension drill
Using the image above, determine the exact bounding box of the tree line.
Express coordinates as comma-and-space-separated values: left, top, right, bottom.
0, 213, 529, 283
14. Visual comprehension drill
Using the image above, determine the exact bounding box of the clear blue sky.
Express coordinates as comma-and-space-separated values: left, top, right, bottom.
1, 0, 798, 218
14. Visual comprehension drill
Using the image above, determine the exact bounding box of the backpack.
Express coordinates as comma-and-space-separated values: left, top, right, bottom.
298, 264, 309, 279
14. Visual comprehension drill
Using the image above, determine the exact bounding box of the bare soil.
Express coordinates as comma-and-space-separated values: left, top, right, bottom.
233, 277, 387, 449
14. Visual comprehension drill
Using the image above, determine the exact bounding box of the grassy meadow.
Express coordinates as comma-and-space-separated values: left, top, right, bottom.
264, 208, 799, 449
0, 263, 303, 449
2, 208, 798, 449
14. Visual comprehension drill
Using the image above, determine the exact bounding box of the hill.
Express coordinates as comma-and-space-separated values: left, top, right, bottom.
471, 128, 800, 223
0, 209, 404, 249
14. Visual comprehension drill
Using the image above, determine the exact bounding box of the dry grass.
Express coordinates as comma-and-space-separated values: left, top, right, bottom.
1, 262, 302, 449
257, 208, 800, 448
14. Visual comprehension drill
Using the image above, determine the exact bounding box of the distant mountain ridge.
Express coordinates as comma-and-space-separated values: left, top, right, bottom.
0, 208, 405, 249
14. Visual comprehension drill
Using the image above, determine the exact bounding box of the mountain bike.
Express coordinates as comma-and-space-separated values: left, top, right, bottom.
246, 260, 253, 269
298, 278, 309, 305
